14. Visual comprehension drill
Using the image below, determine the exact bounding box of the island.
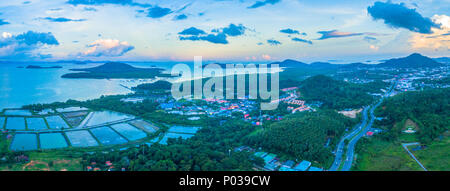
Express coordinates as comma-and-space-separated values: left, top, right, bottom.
26, 65, 62, 69
61, 62, 172, 79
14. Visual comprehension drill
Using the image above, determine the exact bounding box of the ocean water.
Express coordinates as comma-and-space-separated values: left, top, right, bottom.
0, 62, 166, 110
0, 61, 276, 110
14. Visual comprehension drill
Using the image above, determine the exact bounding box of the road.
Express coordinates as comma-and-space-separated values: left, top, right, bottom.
341, 99, 382, 171
329, 82, 396, 171
329, 106, 369, 171
401, 143, 428, 171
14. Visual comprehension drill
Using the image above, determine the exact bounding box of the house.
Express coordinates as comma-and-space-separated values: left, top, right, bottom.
278, 166, 294, 171
188, 117, 200, 121
366, 131, 374, 136
264, 163, 279, 171
293, 160, 311, 171
282, 160, 296, 168
120, 97, 144, 103
308, 166, 323, 171
160, 103, 175, 110
262, 153, 277, 164
254, 152, 268, 158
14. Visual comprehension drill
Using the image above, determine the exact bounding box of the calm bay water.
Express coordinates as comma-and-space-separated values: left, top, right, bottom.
0, 62, 164, 110
0, 61, 276, 110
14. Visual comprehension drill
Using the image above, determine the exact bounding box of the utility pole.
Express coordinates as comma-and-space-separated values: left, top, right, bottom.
259, 109, 263, 126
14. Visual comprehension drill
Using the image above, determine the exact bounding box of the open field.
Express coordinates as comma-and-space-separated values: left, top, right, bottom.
413, 135, 450, 171
0, 152, 82, 171
354, 136, 423, 171
355, 132, 449, 171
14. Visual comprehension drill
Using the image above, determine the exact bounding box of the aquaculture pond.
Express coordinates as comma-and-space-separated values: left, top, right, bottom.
26, 118, 48, 130
45, 115, 69, 129
159, 133, 195, 145
56, 107, 88, 113
65, 130, 99, 147
3, 109, 33, 116
129, 120, 159, 133
5, 117, 26, 130
10, 134, 38, 151
110, 123, 147, 141
0, 117, 4, 128
168, 126, 201, 134
39, 133, 68, 149
84, 111, 134, 127
90, 126, 128, 145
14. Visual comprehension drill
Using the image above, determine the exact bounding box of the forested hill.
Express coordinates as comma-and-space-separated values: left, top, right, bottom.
246, 110, 356, 166
375, 88, 450, 143
132, 80, 172, 92
299, 75, 387, 109
377, 53, 443, 68
61, 62, 171, 79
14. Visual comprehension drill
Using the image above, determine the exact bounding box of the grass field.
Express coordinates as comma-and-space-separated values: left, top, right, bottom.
0, 151, 83, 171
354, 131, 449, 171
414, 136, 450, 171
354, 134, 423, 171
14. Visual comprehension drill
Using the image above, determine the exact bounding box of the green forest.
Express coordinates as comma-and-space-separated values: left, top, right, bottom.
299, 75, 387, 109
82, 119, 263, 171
374, 88, 450, 144
246, 110, 357, 165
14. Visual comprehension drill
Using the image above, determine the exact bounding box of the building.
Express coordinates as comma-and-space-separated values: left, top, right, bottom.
262, 153, 277, 164
293, 160, 311, 171
308, 166, 323, 171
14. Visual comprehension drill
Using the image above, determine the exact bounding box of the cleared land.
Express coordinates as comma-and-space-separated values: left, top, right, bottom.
355, 132, 449, 171
413, 135, 450, 171
0, 152, 82, 171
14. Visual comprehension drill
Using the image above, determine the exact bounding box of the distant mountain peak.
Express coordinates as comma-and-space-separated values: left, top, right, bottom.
271, 59, 308, 68
378, 53, 443, 68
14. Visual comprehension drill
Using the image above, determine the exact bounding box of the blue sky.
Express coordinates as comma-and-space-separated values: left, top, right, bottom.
0, 0, 448, 63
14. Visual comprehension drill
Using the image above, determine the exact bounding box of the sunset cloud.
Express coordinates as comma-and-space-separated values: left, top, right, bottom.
410, 15, 450, 50
81, 39, 134, 57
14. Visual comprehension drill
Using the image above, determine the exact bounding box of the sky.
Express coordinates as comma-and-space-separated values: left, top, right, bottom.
0, 0, 448, 63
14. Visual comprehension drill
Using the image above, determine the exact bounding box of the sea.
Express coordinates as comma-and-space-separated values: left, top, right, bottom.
0, 61, 278, 110
0, 62, 170, 110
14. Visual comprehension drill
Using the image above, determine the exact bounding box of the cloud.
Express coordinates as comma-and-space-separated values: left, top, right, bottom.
41, 17, 86, 22
248, 0, 281, 9
363, 36, 379, 44
267, 39, 281, 46
178, 23, 247, 44
280, 28, 299, 35
15, 31, 59, 45
0, 19, 9, 25
410, 15, 450, 50
369, 45, 379, 51
67, 0, 150, 7
317, 30, 364, 40
367, 1, 440, 34
83, 7, 97, 11
178, 27, 206, 36
147, 5, 172, 18
0, 31, 59, 59
215, 24, 246, 37
174, 14, 188, 20
176, 3, 191, 13
80, 39, 134, 57
180, 33, 228, 44
292, 37, 312, 44
262, 54, 271, 60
